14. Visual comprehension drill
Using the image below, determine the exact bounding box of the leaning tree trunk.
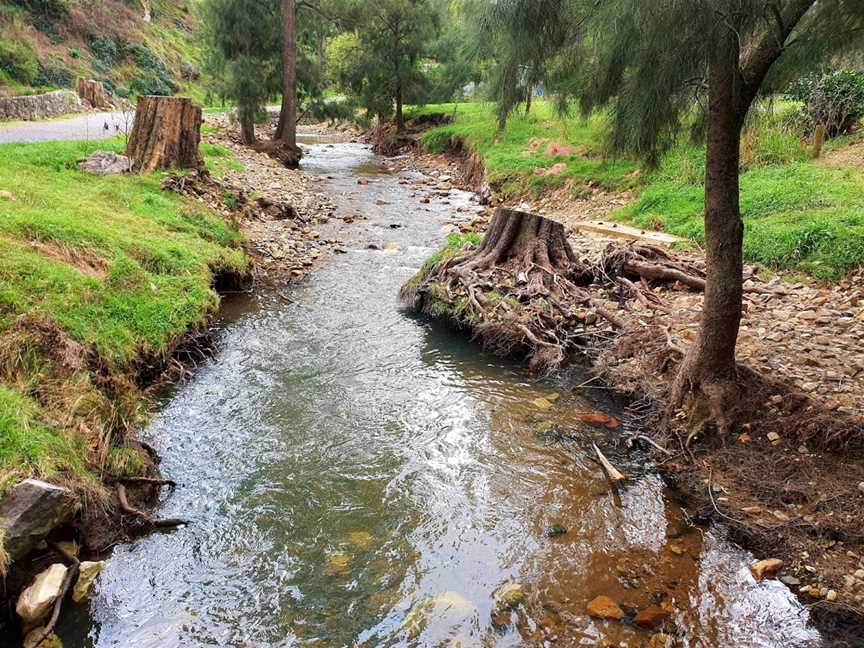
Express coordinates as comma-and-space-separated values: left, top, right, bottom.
273, 0, 302, 168
127, 96, 203, 173
76, 78, 108, 109
671, 26, 745, 433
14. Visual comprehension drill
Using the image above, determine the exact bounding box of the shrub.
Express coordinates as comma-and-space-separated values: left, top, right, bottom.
33, 63, 73, 88
125, 43, 177, 95
785, 70, 864, 137
88, 35, 118, 67
9, 0, 67, 20
67, 48, 80, 59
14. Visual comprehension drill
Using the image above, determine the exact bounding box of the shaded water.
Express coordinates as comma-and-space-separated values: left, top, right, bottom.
59, 142, 821, 647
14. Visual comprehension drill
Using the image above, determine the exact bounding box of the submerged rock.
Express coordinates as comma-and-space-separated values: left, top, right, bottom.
402, 592, 475, 638
72, 560, 106, 602
492, 582, 525, 614
23, 626, 62, 648
544, 525, 568, 538
16, 563, 67, 626
0, 479, 77, 564
634, 604, 672, 629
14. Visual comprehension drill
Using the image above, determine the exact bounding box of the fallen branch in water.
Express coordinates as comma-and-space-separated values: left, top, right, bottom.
593, 443, 627, 484
116, 484, 189, 528
31, 543, 80, 648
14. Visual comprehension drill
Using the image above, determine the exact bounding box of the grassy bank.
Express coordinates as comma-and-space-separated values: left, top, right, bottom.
413, 101, 864, 279
0, 137, 247, 495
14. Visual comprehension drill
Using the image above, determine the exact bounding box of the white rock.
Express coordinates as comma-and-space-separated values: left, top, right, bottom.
73, 560, 106, 602
16, 563, 67, 626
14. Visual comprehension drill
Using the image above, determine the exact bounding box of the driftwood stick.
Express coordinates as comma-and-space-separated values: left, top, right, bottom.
593, 443, 627, 484
31, 544, 80, 648
116, 484, 188, 528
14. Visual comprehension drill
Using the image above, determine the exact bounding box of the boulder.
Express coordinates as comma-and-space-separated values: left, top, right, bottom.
586, 595, 624, 620
72, 560, 106, 602
0, 480, 77, 564
180, 61, 200, 81
16, 563, 68, 626
78, 151, 131, 176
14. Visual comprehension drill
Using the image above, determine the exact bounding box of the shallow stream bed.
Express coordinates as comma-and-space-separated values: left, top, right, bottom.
57, 141, 821, 647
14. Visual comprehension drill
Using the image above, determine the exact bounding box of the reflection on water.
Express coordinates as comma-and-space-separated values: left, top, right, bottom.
58, 142, 822, 648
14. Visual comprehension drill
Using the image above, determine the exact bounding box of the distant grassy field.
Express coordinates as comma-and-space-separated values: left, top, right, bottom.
412, 101, 864, 279
0, 137, 246, 493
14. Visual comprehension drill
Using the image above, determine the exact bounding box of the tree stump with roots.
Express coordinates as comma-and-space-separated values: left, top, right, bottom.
404, 208, 610, 374
127, 96, 203, 173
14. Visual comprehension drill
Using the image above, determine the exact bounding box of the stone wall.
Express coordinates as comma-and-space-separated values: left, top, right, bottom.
0, 90, 82, 122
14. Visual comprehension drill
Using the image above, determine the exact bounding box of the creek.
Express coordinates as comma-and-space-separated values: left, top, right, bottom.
57, 140, 821, 647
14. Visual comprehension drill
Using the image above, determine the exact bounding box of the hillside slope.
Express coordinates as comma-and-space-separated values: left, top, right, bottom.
0, 0, 206, 103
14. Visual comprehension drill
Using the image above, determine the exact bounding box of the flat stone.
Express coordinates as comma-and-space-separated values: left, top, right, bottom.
492, 582, 525, 614
16, 563, 68, 626
586, 595, 624, 620
0, 479, 77, 563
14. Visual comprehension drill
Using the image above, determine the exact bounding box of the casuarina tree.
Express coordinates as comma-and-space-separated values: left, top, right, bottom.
572, 0, 864, 431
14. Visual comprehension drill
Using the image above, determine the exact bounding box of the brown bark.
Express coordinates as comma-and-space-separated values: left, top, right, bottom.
76, 78, 109, 109
274, 0, 302, 168
672, 2, 817, 433
127, 96, 203, 173
395, 75, 405, 132
240, 112, 256, 145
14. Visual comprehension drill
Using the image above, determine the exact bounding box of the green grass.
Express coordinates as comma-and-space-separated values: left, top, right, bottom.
0, 386, 90, 496
412, 102, 640, 198
413, 100, 864, 278
619, 137, 864, 279
0, 137, 247, 489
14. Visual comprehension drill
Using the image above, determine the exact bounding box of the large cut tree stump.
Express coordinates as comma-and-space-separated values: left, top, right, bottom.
127, 96, 203, 173
76, 78, 109, 109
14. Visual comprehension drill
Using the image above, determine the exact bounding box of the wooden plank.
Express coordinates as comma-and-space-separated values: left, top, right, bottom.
572, 220, 682, 246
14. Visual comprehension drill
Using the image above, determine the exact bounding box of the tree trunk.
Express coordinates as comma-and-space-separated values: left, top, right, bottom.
76, 78, 109, 109
672, 25, 745, 433
395, 75, 405, 132
274, 0, 302, 168
240, 112, 256, 145
525, 79, 533, 115
127, 96, 203, 173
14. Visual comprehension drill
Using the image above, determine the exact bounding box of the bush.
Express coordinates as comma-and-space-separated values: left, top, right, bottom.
89, 35, 118, 66
125, 43, 177, 95
33, 63, 73, 88
67, 48, 80, 59
9, 0, 67, 20
785, 70, 864, 137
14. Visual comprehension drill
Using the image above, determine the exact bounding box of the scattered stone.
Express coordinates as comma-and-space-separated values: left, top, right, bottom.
750, 558, 784, 581
357, 178, 369, 185
78, 151, 131, 175
544, 525, 568, 538
586, 595, 624, 620
826, 590, 838, 602
766, 432, 781, 444
0, 479, 77, 563
384, 242, 400, 251
781, 575, 801, 586
668, 544, 686, 556
16, 563, 68, 626
857, 482, 864, 495
72, 560, 106, 602
634, 604, 671, 629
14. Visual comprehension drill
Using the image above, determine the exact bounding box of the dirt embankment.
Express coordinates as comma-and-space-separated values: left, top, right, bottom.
395, 132, 864, 641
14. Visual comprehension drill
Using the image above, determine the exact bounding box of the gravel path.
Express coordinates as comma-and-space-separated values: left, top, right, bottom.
0, 111, 134, 144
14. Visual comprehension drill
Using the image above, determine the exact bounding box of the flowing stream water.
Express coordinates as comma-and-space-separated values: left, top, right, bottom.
57, 140, 822, 647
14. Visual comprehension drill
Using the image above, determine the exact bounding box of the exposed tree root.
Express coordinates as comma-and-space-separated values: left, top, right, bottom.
116, 484, 188, 529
